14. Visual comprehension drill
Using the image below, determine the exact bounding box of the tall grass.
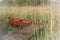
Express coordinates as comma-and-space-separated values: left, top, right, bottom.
0, 12, 51, 40
31, 13, 51, 40
6, 0, 48, 6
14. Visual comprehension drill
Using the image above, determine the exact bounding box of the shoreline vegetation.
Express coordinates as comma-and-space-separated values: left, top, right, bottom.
0, 0, 50, 6
0, 0, 52, 40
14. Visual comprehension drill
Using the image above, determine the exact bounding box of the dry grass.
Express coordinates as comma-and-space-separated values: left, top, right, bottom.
0, 5, 51, 16
0, 5, 52, 40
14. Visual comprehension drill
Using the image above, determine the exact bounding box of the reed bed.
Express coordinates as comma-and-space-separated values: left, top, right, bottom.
0, 11, 52, 40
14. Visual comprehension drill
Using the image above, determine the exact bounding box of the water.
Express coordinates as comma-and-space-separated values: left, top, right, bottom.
0, 18, 8, 39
